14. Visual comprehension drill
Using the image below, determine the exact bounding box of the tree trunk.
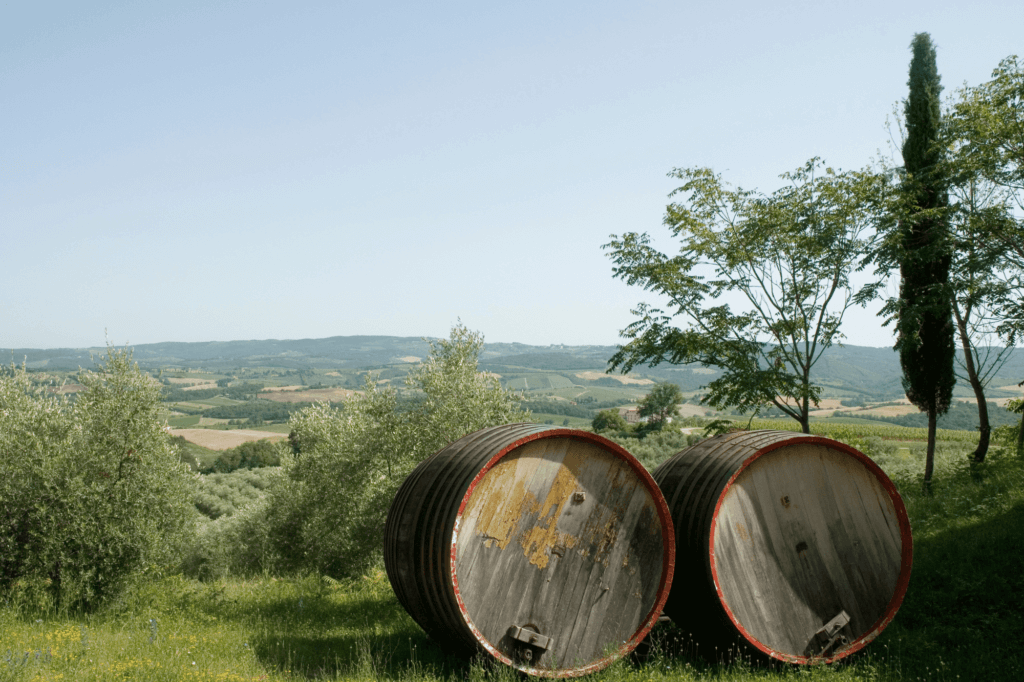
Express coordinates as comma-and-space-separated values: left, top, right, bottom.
953, 305, 991, 462
800, 370, 811, 434
924, 408, 937, 487
974, 399, 991, 463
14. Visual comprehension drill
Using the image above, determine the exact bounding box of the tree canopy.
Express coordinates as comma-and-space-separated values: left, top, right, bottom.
946, 55, 1024, 349
253, 324, 529, 579
1, 349, 196, 609
605, 158, 884, 433
638, 382, 683, 429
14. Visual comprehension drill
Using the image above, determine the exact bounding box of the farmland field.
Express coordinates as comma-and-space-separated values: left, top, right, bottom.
259, 387, 359, 403
171, 428, 289, 450
574, 371, 654, 385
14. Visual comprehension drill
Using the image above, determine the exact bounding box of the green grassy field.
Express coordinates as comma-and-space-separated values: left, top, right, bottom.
528, 412, 594, 428
244, 422, 292, 434
167, 415, 201, 428
4, 431, 1022, 681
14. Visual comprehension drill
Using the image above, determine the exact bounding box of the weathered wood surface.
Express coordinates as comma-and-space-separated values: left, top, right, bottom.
652, 430, 912, 664
384, 424, 674, 677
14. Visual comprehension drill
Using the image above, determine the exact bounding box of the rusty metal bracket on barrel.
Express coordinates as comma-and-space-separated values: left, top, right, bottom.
510, 625, 553, 651
509, 625, 553, 663
808, 611, 850, 657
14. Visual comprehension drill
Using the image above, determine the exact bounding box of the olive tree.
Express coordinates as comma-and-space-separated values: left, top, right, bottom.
606, 159, 884, 433
258, 323, 529, 579
0, 349, 196, 610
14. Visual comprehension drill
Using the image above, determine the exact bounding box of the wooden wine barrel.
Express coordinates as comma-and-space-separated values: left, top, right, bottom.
652, 430, 912, 663
384, 423, 675, 677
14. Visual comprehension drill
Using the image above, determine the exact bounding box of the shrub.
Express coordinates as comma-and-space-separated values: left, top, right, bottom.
606, 429, 699, 470
254, 324, 530, 579
0, 349, 196, 610
204, 438, 285, 473
194, 468, 280, 519
180, 470, 286, 581
592, 409, 627, 433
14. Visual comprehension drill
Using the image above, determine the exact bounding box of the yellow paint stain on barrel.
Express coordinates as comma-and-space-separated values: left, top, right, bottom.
520, 443, 587, 568
465, 458, 539, 550
462, 437, 659, 573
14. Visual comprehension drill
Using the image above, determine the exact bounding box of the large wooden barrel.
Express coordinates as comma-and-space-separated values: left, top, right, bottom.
652, 430, 912, 663
384, 423, 675, 677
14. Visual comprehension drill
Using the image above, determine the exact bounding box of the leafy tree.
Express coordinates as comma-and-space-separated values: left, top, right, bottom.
256, 324, 529, 579
638, 382, 683, 429
946, 55, 1024, 447
907, 54, 1024, 463
948, 56, 1024, 212
945, 179, 1016, 462
605, 159, 883, 433
877, 33, 956, 484
0, 349, 195, 609
592, 408, 628, 433
206, 438, 285, 473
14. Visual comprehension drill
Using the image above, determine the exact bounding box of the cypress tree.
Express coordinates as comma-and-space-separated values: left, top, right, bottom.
897, 33, 955, 485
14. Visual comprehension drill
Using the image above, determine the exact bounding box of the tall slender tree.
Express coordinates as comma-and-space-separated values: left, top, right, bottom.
894, 33, 956, 484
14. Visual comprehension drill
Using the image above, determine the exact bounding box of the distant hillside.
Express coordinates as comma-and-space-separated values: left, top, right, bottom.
5, 336, 1023, 402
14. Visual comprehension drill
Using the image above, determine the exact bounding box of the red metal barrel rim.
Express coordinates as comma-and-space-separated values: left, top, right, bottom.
707, 434, 913, 664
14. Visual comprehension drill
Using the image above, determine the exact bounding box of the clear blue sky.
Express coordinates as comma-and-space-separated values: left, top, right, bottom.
3, 1, 1021, 349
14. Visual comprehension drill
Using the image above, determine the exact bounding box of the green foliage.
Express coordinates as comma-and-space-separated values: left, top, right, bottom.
203, 402, 302, 422
605, 429, 704, 470
167, 414, 200, 427
6, 430, 1024, 680
940, 55, 1024, 463
166, 433, 218, 471
592, 408, 628, 433
864, 33, 961, 479
520, 399, 595, 419
0, 349, 196, 610
637, 382, 683, 429
204, 438, 285, 474
948, 55, 1024, 228
996, 397, 1024, 457
160, 381, 264, 403
244, 324, 529, 579
605, 158, 884, 433
896, 33, 956, 479
193, 468, 280, 520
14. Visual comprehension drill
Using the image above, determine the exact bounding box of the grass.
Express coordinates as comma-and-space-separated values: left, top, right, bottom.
237, 423, 291, 434
529, 412, 593, 428
168, 415, 202, 428
4, 436, 1023, 681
